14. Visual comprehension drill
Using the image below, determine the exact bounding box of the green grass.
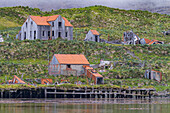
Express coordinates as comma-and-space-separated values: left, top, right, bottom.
0, 5, 170, 43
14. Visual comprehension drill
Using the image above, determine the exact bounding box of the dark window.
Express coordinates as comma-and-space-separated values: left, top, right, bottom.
26, 22, 27, 28
48, 31, 50, 37
65, 32, 67, 37
95, 36, 98, 42
34, 31, 36, 39
52, 31, 54, 36
67, 64, 71, 68
31, 21, 33, 25
30, 31, 32, 37
24, 32, 26, 40
52, 22, 54, 27
58, 32, 61, 37
58, 22, 62, 27
42, 31, 45, 36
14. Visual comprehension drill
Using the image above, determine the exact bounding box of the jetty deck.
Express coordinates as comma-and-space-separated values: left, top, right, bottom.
0, 87, 156, 99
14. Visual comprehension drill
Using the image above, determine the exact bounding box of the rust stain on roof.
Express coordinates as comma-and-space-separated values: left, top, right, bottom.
54, 54, 90, 65
90, 30, 99, 35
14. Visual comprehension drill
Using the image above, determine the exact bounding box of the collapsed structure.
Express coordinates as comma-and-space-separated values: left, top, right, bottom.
123, 30, 164, 45
8, 75, 26, 84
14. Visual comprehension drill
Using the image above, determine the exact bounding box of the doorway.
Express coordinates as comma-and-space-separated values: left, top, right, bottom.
58, 32, 61, 38
95, 36, 98, 42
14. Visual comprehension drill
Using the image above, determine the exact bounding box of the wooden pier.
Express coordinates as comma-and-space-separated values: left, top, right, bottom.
0, 87, 156, 99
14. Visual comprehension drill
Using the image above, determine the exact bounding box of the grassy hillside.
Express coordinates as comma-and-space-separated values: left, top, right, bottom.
0, 39, 169, 91
0, 6, 169, 91
0, 6, 170, 42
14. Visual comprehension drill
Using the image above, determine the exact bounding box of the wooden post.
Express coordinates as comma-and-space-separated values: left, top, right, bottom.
1, 90, 3, 98
45, 88, 47, 98
54, 89, 56, 98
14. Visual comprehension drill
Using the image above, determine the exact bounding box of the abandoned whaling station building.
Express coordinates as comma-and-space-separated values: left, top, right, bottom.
123, 31, 164, 45
17, 15, 73, 40
144, 69, 162, 82
85, 30, 101, 42
48, 54, 104, 84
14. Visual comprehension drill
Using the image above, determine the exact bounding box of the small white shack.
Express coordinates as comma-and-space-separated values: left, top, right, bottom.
85, 30, 100, 42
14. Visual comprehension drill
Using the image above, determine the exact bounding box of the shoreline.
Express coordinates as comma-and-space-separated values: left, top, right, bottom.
0, 98, 169, 104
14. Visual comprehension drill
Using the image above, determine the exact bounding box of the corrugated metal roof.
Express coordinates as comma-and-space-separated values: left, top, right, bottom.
54, 54, 90, 64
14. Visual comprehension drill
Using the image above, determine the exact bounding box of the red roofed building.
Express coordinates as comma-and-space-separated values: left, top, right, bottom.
17, 15, 73, 40
85, 30, 100, 42
83, 65, 104, 85
48, 54, 90, 76
144, 69, 162, 82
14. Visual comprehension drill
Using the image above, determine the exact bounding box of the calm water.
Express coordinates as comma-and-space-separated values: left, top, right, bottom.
0, 98, 169, 113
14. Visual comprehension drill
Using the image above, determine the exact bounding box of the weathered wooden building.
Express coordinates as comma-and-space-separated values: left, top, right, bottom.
83, 65, 104, 85
144, 69, 162, 82
17, 15, 73, 40
48, 54, 90, 76
123, 30, 140, 45
85, 30, 100, 42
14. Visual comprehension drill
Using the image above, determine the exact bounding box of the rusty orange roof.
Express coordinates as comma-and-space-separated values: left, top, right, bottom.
41, 79, 53, 85
47, 15, 59, 21
148, 40, 159, 45
12, 75, 26, 84
144, 38, 151, 44
54, 54, 90, 64
30, 15, 73, 27
30, 16, 50, 26
62, 17, 73, 27
83, 65, 93, 69
92, 73, 103, 77
90, 30, 99, 35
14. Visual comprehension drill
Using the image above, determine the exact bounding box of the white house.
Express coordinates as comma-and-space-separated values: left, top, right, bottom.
17, 15, 73, 40
85, 30, 100, 42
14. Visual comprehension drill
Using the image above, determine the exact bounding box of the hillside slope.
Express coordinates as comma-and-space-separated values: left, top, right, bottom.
0, 39, 169, 90
0, 6, 169, 42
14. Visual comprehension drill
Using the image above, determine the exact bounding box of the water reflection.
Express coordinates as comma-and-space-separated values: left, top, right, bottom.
0, 98, 169, 113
